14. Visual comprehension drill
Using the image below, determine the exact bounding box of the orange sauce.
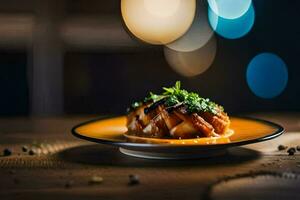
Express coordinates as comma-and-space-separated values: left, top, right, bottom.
75, 116, 277, 145
123, 131, 233, 145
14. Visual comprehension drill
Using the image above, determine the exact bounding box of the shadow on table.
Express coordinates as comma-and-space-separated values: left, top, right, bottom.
57, 144, 261, 168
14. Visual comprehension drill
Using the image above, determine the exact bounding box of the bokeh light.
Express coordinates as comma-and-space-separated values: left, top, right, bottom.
121, 0, 196, 45
164, 36, 217, 77
166, 0, 215, 52
246, 53, 288, 98
208, 3, 255, 39
144, 0, 181, 18
208, 0, 252, 19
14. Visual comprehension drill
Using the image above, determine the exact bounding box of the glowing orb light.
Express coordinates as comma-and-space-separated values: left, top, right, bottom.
208, 3, 255, 39
208, 0, 252, 19
164, 36, 217, 77
121, 0, 196, 45
247, 53, 288, 98
167, 0, 216, 52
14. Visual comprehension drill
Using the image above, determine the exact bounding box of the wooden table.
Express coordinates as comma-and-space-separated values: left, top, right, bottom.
0, 113, 300, 200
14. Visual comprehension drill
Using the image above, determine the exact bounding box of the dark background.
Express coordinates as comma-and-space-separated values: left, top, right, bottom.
0, 0, 299, 116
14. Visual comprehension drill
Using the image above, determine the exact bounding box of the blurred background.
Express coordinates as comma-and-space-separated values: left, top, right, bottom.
0, 0, 299, 117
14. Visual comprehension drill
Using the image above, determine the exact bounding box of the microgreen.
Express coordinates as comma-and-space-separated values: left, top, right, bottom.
128, 81, 223, 114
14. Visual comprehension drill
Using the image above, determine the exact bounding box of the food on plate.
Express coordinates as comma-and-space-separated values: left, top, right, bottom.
126, 81, 231, 140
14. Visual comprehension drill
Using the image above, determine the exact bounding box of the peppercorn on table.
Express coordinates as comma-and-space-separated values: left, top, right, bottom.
0, 113, 300, 200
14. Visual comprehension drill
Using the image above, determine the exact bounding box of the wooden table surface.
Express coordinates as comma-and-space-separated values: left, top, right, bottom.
0, 113, 300, 200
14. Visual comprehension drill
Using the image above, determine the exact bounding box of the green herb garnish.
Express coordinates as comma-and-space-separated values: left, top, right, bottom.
143, 92, 164, 103
127, 101, 143, 113
128, 81, 223, 114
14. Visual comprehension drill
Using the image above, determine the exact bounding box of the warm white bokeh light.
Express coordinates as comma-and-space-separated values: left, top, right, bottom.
144, 0, 181, 18
166, 0, 216, 52
164, 36, 217, 77
121, 0, 196, 45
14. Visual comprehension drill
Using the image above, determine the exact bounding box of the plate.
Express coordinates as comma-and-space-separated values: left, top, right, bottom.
72, 116, 284, 159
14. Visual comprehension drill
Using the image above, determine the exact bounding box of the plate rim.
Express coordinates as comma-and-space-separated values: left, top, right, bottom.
71, 115, 284, 149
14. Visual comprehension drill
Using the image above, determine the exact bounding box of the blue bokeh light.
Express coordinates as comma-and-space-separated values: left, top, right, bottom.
208, 4, 255, 39
208, 0, 252, 19
246, 53, 288, 99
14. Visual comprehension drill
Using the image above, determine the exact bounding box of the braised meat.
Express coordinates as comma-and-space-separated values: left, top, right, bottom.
126, 81, 230, 139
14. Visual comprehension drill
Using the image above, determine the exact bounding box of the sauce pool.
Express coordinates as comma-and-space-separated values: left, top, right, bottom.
76, 116, 277, 145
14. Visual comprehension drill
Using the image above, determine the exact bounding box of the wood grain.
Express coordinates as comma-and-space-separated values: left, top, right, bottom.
0, 113, 299, 200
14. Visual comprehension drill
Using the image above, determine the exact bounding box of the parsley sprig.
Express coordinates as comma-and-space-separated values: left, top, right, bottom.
128, 81, 223, 114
